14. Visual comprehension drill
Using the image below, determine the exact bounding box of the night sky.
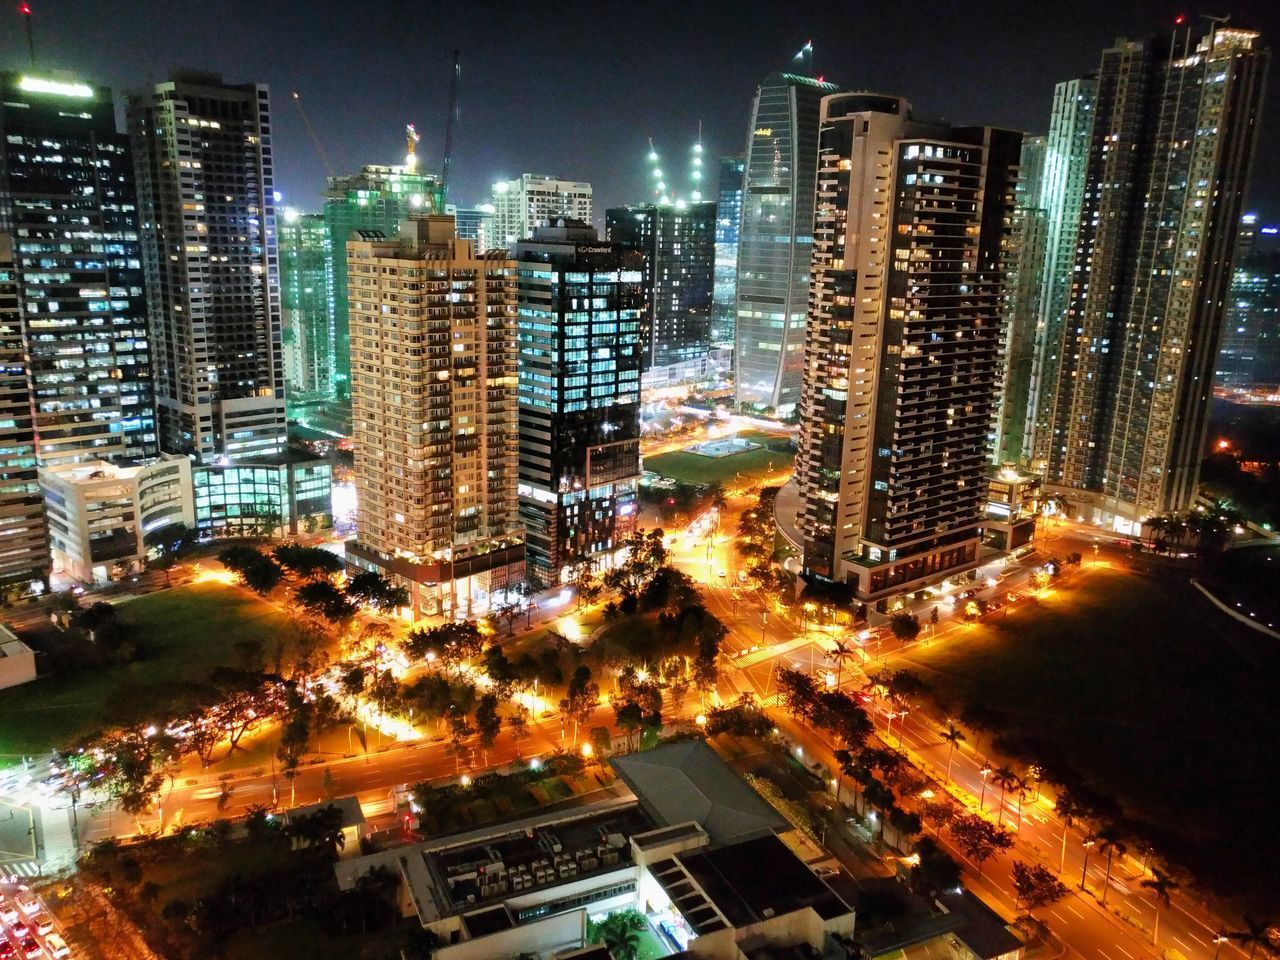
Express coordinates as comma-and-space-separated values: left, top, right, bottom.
5, 0, 1280, 220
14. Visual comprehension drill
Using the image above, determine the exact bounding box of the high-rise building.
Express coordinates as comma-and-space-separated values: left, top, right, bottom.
325, 164, 444, 402
713, 156, 745, 346
491, 175, 592, 246
346, 216, 523, 619
279, 210, 334, 408
1217, 216, 1280, 389
0, 71, 155, 466
1024, 76, 1097, 473
128, 71, 286, 463
1026, 27, 1268, 529
515, 221, 644, 587
0, 234, 49, 587
794, 93, 1022, 598
734, 72, 842, 413
992, 136, 1047, 466
447, 203, 497, 252
606, 201, 716, 374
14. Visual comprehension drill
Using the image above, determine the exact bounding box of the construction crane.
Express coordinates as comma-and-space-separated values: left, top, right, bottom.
440, 49, 461, 203
405, 123, 420, 170
19, 2, 35, 65
290, 90, 335, 178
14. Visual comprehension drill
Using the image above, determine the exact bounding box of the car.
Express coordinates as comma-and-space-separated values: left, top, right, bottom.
14, 894, 37, 917
0, 938, 16, 960
28, 919, 52, 939
6, 921, 27, 941
0, 902, 18, 924
18, 937, 40, 960
42, 935, 67, 960
813, 864, 840, 878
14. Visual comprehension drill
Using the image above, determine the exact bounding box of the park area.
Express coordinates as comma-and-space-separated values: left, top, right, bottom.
0, 581, 295, 758
642, 429, 794, 486
900, 564, 1280, 910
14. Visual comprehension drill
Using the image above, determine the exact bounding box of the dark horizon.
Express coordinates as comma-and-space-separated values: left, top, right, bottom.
3, 0, 1280, 221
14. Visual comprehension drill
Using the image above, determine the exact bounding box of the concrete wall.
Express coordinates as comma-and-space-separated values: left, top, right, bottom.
0, 635, 36, 690
434, 908, 585, 960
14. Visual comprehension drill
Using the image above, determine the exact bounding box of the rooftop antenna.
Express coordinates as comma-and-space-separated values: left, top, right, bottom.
19, 2, 34, 66
690, 122, 704, 202
648, 137, 669, 205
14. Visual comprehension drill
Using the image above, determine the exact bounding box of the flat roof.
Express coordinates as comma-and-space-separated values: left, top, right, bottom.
609, 740, 788, 846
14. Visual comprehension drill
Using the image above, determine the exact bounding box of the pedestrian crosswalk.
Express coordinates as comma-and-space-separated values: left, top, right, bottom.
0, 860, 40, 879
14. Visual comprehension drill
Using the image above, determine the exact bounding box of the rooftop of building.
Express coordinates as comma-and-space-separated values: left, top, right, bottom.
39, 453, 188, 485
0, 624, 32, 660
648, 833, 848, 936
609, 740, 789, 847
282, 796, 364, 831
857, 884, 1022, 960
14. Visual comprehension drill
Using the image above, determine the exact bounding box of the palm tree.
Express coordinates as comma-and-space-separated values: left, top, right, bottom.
825, 639, 857, 690
991, 766, 1020, 827
1053, 788, 1092, 873
591, 910, 646, 960
1096, 826, 1127, 903
940, 723, 966, 782
1228, 916, 1277, 960
1079, 831, 1099, 890
1140, 868, 1180, 946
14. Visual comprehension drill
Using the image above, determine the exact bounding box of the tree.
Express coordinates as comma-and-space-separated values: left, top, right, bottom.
404, 621, 484, 675
949, 814, 1013, 875
990, 766, 1021, 827
940, 722, 966, 782
910, 836, 962, 897
560, 665, 599, 746
1228, 916, 1277, 960
277, 685, 313, 778
571, 563, 602, 611
889, 611, 921, 643
588, 909, 647, 960
146, 522, 196, 585
603, 528, 669, 600
474, 693, 502, 763
1140, 868, 1180, 946
1053, 787, 1093, 873
1095, 825, 1127, 903
218, 546, 284, 595
273, 544, 345, 581
1011, 861, 1069, 914
825, 638, 858, 690
294, 579, 357, 626
345, 569, 409, 612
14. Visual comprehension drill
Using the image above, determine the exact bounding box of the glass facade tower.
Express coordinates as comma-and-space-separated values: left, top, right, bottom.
279, 210, 334, 408
713, 156, 745, 346
0, 71, 155, 466
515, 222, 644, 587
734, 72, 841, 413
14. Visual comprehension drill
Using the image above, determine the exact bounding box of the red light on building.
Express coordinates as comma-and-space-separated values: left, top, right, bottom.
20, 2, 32, 14
1175, 14, 1185, 24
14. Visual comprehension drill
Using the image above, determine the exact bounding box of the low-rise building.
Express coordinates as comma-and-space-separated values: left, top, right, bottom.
982, 466, 1041, 553
194, 449, 333, 538
0, 625, 36, 690
40, 455, 194, 584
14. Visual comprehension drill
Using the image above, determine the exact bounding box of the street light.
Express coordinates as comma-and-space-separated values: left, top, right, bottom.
1213, 933, 1229, 960
695, 714, 707, 728
978, 765, 992, 810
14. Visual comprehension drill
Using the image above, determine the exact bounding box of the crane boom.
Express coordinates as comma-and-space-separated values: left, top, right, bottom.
291, 90, 335, 178
441, 50, 461, 202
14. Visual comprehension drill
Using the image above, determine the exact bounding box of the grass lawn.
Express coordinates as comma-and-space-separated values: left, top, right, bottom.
0, 582, 294, 759
643, 443, 793, 486
636, 926, 671, 960
901, 565, 1280, 909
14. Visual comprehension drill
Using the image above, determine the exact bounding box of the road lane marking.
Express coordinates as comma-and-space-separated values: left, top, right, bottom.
1097, 949, 1114, 960
1113, 946, 1134, 959
1066, 903, 1085, 919
1172, 937, 1192, 952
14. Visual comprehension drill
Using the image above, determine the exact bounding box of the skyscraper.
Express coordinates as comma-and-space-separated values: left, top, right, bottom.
346, 216, 523, 619
0, 234, 49, 587
713, 155, 745, 346
128, 72, 286, 463
515, 222, 644, 587
446, 203, 497, 252
1216, 216, 1280, 389
1027, 27, 1268, 529
606, 201, 716, 375
794, 93, 1022, 598
1024, 76, 1097, 473
491, 175, 592, 247
325, 163, 444, 403
992, 136, 1047, 466
279, 209, 334, 408
0, 71, 155, 466
734, 72, 842, 413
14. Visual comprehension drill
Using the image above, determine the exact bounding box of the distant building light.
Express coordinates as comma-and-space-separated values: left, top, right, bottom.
19, 75, 93, 98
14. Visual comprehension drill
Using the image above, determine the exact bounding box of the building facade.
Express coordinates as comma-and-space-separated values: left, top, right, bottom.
0, 234, 49, 587
41, 454, 194, 584
1217, 216, 1280, 389
605, 201, 715, 374
280, 209, 334, 409
515, 222, 644, 587
325, 164, 444, 403
128, 72, 286, 464
447, 203, 497, 252
347, 216, 523, 619
1027, 27, 1268, 530
794, 92, 1022, 599
712, 156, 745, 347
194, 451, 332, 538
734, 72, 842, 412
491, 175, 592, 247
0, 71, 155, 466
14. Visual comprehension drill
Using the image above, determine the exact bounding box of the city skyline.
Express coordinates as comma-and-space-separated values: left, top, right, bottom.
5, 1, 1280, 222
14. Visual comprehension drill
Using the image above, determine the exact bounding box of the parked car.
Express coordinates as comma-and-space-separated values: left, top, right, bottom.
27, 920, 51, 940
0, 901, 19, 924
14, 893, 38, 917
43, 935, 68, 959
0, 938, 16, 960
19, 937, 41, 960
